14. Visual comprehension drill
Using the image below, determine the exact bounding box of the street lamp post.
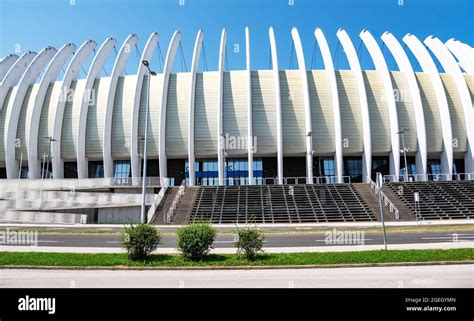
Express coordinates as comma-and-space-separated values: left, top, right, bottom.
45, 136, 57, 179
140, 60, 157, 223
138, 134, 144, 178
40, 136, 56, 209
396, 128, 410, 182
221, 133, 228, 186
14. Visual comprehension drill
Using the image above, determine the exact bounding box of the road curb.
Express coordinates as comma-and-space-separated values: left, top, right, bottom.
1, 260, 473, 271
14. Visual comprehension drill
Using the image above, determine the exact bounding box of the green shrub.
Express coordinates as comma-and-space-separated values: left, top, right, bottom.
235, 226, 265, 260
177, 223, 216, 260
121, 223, 162, 261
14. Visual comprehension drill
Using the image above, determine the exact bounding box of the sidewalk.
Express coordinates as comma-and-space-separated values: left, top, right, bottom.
1, 219, 473, 233
1, 241, 472, 254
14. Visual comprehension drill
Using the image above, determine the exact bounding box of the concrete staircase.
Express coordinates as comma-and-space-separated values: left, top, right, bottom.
172, 187, 199, 224
354, 183, 413, 221
380, 185, 413, 220
149, 187, 178, 224
149, 187, 198, 225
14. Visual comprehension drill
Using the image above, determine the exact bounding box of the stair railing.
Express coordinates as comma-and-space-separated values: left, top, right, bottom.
147, 181, 169, 223
368, 177, 400, 220
166, 179, 186, 224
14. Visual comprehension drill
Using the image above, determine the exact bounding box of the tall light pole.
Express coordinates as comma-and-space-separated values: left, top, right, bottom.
40, 136, 56, 209
45, 136, 57, 179
138, 134, 144, 178
396, 128, 410, 182
140, 60, 157, 223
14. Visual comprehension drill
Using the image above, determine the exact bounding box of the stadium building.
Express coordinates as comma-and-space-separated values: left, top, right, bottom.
0, 27, 472, 224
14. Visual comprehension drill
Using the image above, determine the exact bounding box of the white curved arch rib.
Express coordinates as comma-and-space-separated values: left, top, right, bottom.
0, 51, 36, 112
246, 27, 254, 185
360, 30, 400, 181
381, 32, 428, 180
5, 46, 57, 179
315, 28, 342, 183
187, 30, 204, 187
26, 43, 76, 179
0, 54, 19, 82
158, 30, 182, 184
269, 27, 283, 185
51, 40, 96, 179
76, 37, 116, 179
425, 36, 474, 173
103, 34, 138, 178
403, 34, 453, 178
130, 32, 159, 183
217, 28, 227, 186
291, 28, 314, 184
336, 29, 372, 183
445, 39, 473, 75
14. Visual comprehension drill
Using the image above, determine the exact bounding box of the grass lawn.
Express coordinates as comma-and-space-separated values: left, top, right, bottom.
0, 248, 473, 268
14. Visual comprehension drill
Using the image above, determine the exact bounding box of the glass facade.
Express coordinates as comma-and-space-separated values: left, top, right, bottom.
372, 156, 389, 180
343, 157, 363, 183
185, 158, 263, 185
88, 161, 104, 178
20, 167, 29, 179
400, 156, 416, 178
40, 163, 53, 179
113, 160, 131, 178
427, 159, 441, 175
317, 158, 335, 176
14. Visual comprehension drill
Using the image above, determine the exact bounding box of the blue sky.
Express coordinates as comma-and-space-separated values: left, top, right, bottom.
0, 0, 472, 76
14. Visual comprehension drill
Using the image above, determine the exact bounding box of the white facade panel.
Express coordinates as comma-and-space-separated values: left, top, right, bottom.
16, 84, 38, 160
336, 70, 364, 154
37, 82, 60, 159
0, 87, 18, 165
363, 71, 391, 153
223, 71, 248, 157
308, 71, 335, 154
138, 73, 163, 158
440, 73, 467, 153
390, 71, 418, 153
251, 70, 277, 156
194, 71, 219, 157
61, 79, 84, 160
112, 75, 136, 159
416, 72, 443, 154
280, 70, 306, 155
85, 77, 109, 159
166, 73, 190, 158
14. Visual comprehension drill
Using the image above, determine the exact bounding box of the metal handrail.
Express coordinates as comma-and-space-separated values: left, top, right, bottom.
198, 176, 352, 186
368, 177, 400, 220
383, 173, 474, 182
166, 179, 186, 223
147, 182, 168, 223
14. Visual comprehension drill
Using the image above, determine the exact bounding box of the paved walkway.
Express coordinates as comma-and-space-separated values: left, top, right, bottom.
1, 264, 472, 288
1, 241, 472, 254
1, 219, 473, 232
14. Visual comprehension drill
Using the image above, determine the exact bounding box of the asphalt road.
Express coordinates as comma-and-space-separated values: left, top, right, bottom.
2, 230, 473, 248
1, 264, 472, 288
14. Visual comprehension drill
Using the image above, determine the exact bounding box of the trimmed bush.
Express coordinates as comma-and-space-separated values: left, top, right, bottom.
235, 227, 265, 260
177, 223, 216, 260
121, 223, 162, 261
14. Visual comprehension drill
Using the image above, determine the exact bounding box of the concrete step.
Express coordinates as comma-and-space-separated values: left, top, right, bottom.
172, 187, 199, 225
354, 183, 413, 221
149, 188, 178, 224
381, 185, 414, 221
354, 183, 395, 221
